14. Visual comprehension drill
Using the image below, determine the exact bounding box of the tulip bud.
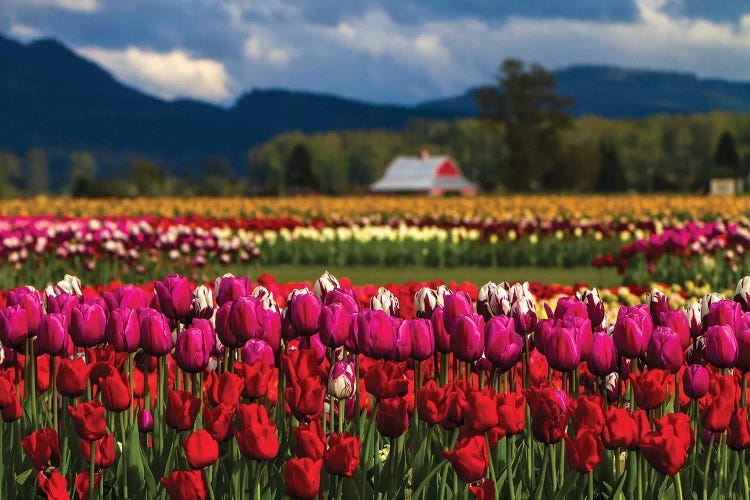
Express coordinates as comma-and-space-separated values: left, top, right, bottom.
229, 296, 261, 344
682, 364, 709, 399
588, 331, 618, 376
355, 309, 397, 360
436, 286, 451, 307
705, 324, 738, 368
6, 286, 42, 334
430, 307, 451, 353
191, 285, 214, 320
450, 313, 485, 362
69, 303, 107, 347
577, 288, 605, 329
401, 319, 433, 361
319, 303, 351, 348
313, 271, 339, 300
737, 313, 750, 372
511, 298, 537, 335
215, 273, 250, 307
477, 282, 498, 320
647, 288, 670, 325
138, 408, 154, 433
323, 289, 359, 314
154, 274, 193, 321
545, 321, 580, 372
508, 282, 534, 306
686, 336, 708, 365
684, 302, 702, 338
701, 293, 725, 325
484, 315, 522, 371
55, 274, 83, 297
240, 339, 275, 365
613, 305, 653, 359
645, 326, 683, 373
175, 327, 210, 373
370, 287, 399, 318
139, 308, 173, 356
736, 276, 750, 312
36, 313, 71, 356
288, 289, 322, 336
252, 286, 279, 312
707, 300, 742, 331
0, 305, 28, 348
443, 292, 473, 334
328, 358, 356, 399
106, 307, 141, 352
489, 286, 511, 317
45, 290, 79, 317
414, 287, 439, 319
103, 284, 146, 311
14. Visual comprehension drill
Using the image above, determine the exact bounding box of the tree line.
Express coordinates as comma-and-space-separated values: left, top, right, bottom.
1, 59, 749, 197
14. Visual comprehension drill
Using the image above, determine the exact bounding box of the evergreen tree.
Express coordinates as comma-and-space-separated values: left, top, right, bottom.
713, 131, 740, 177
595, 140, 627, 192
25, 149, 49, 195
285, 144, 318, 192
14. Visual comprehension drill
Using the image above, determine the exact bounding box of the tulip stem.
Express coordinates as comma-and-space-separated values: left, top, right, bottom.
51, 355, 57, 431
703, 433, 715, 500
673, 470, 683, 500
588, 471, 594, 500
506, 436, 516, 500
536, 445, 548, 500
89, 439, 96, 500
743, 373, 748, 408
741, 450, 750, 500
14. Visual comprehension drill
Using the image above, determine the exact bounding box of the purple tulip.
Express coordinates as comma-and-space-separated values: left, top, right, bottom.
154, 274, 193, 321
588, 332, 618, 376
736, 313, 750, 372
229, 296, 261, 343
69, 303, 107, 347
240, 339, 275, 365
299, 334, 327, 364
431, 307, 451, 353
324, 288, 360, 314
288, 289, 322, 336
106, 307, 141, 352
545, 321, 580, 372
328, 358, 356, 399
36, 313, 70, 356
257, 307, 281, 353
511, 298, 537, 335
414, 287, 439, 319
533, 316, 556, 356
707, 300, 742, 332
484, 315, 523, 371
450, 313, 485, 362
252, 286, 279, 312
103, 285, 146, 311
215, 273, 250, 307
701, 293, 724, 325
6, 287, 42, 334
646, 326, 683, 373
564, 316, 593, 361
174, 327, 210, 373
0, 306, 28, 348
370, 287, 400, 317
190, 318, 217, 357
138, 408, 154, 433
319, 303, 352, 348
613, 305, 653, 359
553, 296, 588, 320
477, 282, 498, 320
356, 309, 397, 360
46, 292, 79, 317
647, 288, 671, 325
705, 324, 739, 368
400, 319, 433, 361
443, 291, 474, 333
139, 308, 173, 356
215, 302, 242, 348
313, 271, 339, 300
682, 364, 709, 399
659, 310, 690, 350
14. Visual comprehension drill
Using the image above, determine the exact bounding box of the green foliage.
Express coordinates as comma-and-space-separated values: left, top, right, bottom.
24, 149, 48, 196
0, 153, 20, 198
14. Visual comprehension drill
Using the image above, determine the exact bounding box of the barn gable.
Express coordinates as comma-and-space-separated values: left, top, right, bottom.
370, 152, 477, 195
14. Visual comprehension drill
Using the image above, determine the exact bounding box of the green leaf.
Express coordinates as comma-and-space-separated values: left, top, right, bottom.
608, 470, 628, 500
125, 425, 146, 496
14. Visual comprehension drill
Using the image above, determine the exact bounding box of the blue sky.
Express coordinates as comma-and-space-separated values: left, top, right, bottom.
3, 0, 750, 105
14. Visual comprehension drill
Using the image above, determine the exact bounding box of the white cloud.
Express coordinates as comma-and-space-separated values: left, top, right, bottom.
244, 35, 292, 66
28, 0, 99, 13
76, 46, 231, 101
9, 24, 40, 40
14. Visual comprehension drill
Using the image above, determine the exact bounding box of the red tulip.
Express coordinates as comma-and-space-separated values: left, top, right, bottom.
183, 430, 219, 469
628, 368, 669, 410
601, 407, 649, 450
21, 427, 61, 471
443, 435, 489, 484
208, 371, 244, 407
324, 432, 360, 477
238, 360, 275, 399
160, 470, 206, 500
469, 478, 496, 500
68, 400, 107, 441
74, 471, 101, 500
654, 412, 695, 454
284, 457, 322, 500
202, 403, 235, 443
376, 396, 409, 438
235, 403, 280, 460
565, 430, 604, 474
363, 360, 409, 399
166, 390, 200, 431
293, 421, 326, 461
728, 406, 750, 450
38, 469, 69, 500
641, 431, 688, 476
462, 387, 498, 433
494, 392, 526, 439
80, 433, 116, 469
97, 373, 131, 412
56, 357, 91, 397
568, 394, 605, 435
416, 379, 446, 425
285, 375, 325, 422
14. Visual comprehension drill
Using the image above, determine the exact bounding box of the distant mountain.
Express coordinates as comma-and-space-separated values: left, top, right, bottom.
0, 35, 455, 179
5, 33, 750, 180
417, 65, 750, 118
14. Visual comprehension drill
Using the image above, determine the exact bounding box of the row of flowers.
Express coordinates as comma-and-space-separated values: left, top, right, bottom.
2, 271, 750, 498
0, 195, 747, 220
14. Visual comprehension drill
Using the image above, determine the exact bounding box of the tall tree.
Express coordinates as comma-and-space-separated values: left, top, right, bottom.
69, 151, 97, 197
474, 59, 575, 190
0, 152, 20, 198
285, 144, 318, 192
714, 131, 741, 177
595, 140, 627, 192
24, 149, 49, 196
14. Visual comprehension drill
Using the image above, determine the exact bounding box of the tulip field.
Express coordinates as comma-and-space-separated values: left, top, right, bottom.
3, 195, 750, 499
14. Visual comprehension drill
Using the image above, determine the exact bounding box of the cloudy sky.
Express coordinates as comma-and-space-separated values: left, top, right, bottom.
2, 0, 750, 105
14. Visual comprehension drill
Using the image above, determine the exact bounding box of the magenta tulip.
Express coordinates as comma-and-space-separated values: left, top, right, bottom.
69, 303, 107, 347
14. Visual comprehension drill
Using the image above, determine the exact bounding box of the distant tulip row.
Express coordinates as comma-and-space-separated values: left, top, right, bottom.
4, 271, 750, 499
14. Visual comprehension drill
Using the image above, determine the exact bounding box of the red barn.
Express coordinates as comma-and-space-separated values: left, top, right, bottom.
370, 149, 477, 195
